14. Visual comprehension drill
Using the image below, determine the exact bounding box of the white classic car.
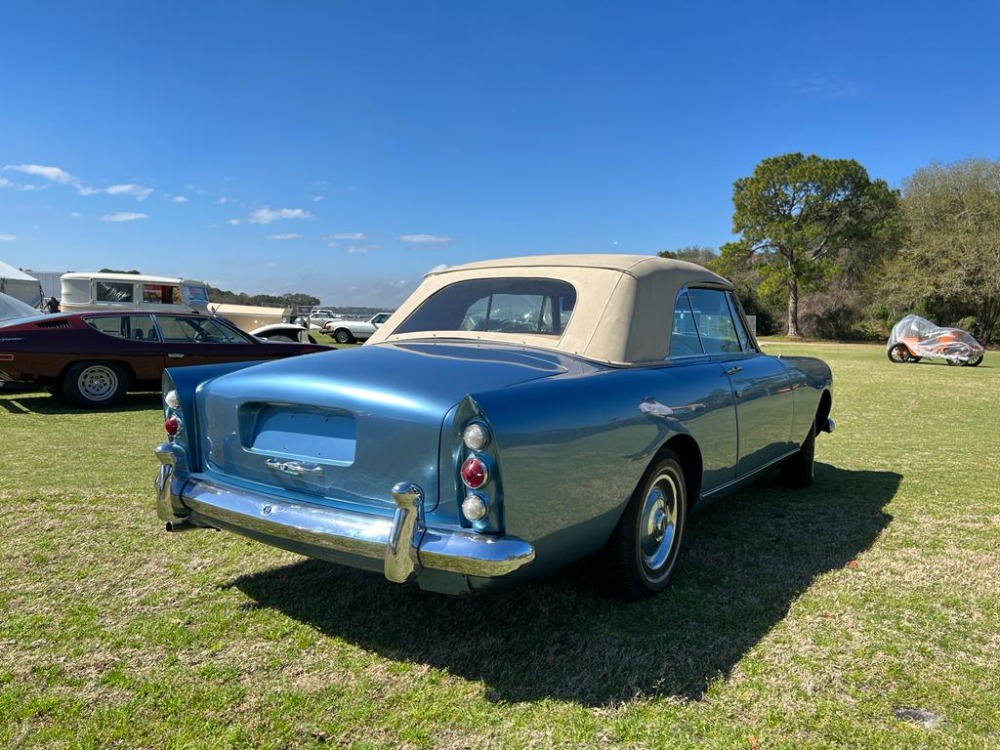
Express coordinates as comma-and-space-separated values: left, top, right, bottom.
323, 312, 393, 343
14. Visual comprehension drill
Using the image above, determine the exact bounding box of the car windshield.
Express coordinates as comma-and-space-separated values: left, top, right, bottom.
394, 277, 576, 336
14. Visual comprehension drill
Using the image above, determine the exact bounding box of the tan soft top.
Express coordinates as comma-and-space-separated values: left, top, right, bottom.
366, 254, 732, 365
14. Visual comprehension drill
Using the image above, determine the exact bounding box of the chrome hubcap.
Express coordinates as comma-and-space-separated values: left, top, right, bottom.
639, 472, 679, 578
80, 366, 118, 400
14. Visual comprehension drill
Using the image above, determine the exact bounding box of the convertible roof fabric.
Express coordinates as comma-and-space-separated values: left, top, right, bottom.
368, 254, 731, 365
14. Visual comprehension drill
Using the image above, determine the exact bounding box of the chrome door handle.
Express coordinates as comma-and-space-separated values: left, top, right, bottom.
167, 353, 185, 359
724, 366, 742, 376
265, 459, 322, 476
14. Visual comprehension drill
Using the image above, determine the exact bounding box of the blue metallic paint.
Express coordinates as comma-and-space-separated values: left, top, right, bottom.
156, 338, 832, 594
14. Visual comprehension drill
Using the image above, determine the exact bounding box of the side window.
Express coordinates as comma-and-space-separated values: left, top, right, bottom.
84, 314, 155, 340
726, 293, 756, 353
685, 288, 743, 354
142, 284, 182, 305
156, 316, 249, 343
670, 291, 704, 357
95, 281, 134, 303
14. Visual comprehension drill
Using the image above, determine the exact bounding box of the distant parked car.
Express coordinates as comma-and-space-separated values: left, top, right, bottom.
248, 323, 317, 344
155, 255, 834, 600
887, 314, 984, 366
294, 309, 339, 330
323, 311, 393, 343
0, 311, 328, 408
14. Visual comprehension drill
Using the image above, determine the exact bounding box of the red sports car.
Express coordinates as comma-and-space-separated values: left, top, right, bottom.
0, 311, 330, 408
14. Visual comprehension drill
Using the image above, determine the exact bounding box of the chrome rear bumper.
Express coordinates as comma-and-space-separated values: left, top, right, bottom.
154, 443, 535, 585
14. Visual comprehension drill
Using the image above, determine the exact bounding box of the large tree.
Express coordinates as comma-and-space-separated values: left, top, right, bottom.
721, 153, 899, 336
896, 157, 1000, 342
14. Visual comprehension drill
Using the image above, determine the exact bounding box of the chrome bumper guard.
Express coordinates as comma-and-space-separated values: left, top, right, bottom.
155, 443, 535, 583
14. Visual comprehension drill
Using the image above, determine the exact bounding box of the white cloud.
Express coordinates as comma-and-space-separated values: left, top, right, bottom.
399, 234, 454, 246
346, 244, 382, 254
3, 164, 76, 184
267, 233, 302, 240
216, 197, 229, 205
248, 207, 315, 225
327, 232, 365, 241
312, 195, 325, 202
70, 212, 82, 219
227, 218, 241, 226
0, 177, 11, 188
172, 195, 189, 203
2, 165, 152, 201
102, 212, 149, 223
0, 234, 16, 241
105, 183, 153, 200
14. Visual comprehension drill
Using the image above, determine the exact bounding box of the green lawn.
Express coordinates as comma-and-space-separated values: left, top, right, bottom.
1, 342, 997, 749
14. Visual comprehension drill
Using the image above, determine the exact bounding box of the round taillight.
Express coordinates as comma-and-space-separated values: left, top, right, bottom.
461, 494, 488, 522
460, 456, 488, 489
462, 422, 490, 451
164, 415, 180, 436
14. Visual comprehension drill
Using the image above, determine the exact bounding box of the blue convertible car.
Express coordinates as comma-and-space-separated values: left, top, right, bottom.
155, 255, 833, 599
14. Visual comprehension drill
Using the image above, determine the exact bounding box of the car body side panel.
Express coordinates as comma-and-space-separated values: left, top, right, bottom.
470, 362, 738, 573
720, 353, 795, 476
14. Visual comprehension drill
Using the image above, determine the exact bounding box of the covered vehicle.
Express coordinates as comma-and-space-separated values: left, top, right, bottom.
887, 314, 984, 366
0, 310, 328, 408
0, 290, 39, 322
155, 255, 834, 600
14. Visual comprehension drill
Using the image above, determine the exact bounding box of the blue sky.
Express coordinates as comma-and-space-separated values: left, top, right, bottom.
2, 1, 998, 307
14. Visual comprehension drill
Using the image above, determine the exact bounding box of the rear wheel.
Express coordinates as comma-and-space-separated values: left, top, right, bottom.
781, 422, 816, 488
62, 362, 127, 408
333, 328, 354, 344
968, 354, 984, 367
888, 344, 912, 363
606, 451, 687, 601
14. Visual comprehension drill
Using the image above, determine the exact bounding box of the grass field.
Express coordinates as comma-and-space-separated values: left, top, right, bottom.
1, 342, 997, 749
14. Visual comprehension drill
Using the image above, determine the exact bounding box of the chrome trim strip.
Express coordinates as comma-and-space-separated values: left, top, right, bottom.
265, 458, 323, 476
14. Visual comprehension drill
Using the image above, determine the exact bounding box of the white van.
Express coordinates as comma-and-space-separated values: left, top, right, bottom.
60, 273, 211, 315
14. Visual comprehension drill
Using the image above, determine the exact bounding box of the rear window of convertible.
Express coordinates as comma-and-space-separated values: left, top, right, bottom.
394, 277, 577, 336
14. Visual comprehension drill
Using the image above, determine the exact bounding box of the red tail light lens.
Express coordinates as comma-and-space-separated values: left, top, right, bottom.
164, 415, 180, 436
460, 456, 488, 489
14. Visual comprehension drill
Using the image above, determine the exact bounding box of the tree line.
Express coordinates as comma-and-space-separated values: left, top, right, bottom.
662, 154, 1000, 344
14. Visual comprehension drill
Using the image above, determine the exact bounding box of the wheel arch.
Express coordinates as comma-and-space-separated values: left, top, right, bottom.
659, 433, 703, 509
814, 389, 832, 434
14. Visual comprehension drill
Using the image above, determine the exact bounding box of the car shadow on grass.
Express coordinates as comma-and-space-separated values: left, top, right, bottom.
230, 464, 899, 706
0, 388, 161, 414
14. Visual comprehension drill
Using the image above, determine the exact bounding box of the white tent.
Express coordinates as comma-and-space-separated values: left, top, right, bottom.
0, 261, 42, 307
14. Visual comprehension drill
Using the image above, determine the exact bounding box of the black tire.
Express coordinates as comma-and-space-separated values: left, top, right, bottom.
887, 344, 912, 363
333, 328, 354, 344
62, 362, 127, 409
968, 354, 983, 367
606, 451, 688, 601
781, 421, 815, 488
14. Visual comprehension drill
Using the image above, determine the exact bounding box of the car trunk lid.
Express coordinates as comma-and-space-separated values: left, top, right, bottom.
194, 341, 570, 511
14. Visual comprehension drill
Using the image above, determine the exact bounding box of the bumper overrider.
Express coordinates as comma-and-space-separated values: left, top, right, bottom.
154, 443, 535, 586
